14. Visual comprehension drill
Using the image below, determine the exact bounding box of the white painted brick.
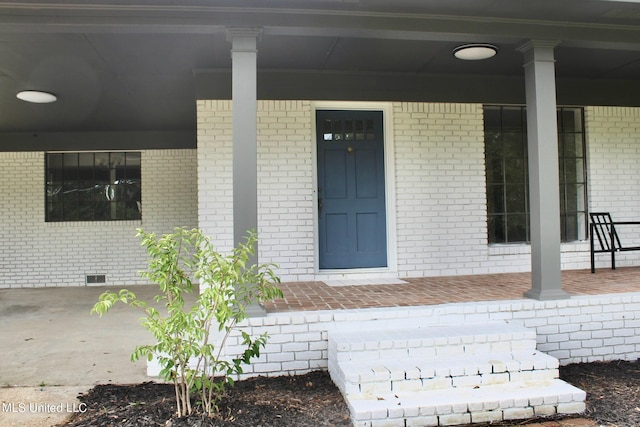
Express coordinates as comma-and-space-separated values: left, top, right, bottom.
282, 342, 308, 352
422, 377, 452, 390
268, 352, 294, 363
360, 381, 392, 395
471, 410, 503, 424
419, 405, 436, 416
294, 331, 322, 342
534, 405, 557, 416
481, 372, 510, 385
310, 359, 328, 369
281, 324, 309, 334
392, 379, 423, 392
282, 360, 310, 371
294, 350, 323, 361
603, 337, 625, 347
406, 416, 438, 427
434, 404, 453, 415
370, 420, 405, 427
615, 344, 636, 354
0, 150, 197, 288
452, 375, 482, 388
268, 333, 295, 344
309, 340, 328, 351
503, 407, 534, 420
557, 402, 586, 414
614, 328, 635, 337
372, 366, 391, 381
387, 405, 405, 420
438, 413, 471, 426
251, 362, 282, 373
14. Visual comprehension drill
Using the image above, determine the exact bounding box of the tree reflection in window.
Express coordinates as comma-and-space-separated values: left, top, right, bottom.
46, 152, 141, 221
484, 106, 587, 243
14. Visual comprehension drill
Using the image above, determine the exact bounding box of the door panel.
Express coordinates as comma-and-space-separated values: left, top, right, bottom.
355, 149, 378, 199
326, 213, 348, 254
317, 110, 387, 269
324, 150, 348, 199
356, 212, 379, 252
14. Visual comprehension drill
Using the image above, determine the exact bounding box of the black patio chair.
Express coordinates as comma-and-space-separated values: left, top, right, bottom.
590, 212, 640, 273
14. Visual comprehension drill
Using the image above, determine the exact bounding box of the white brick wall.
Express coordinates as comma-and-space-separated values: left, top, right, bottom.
196, 101, 640, 279
257, 101, 315, 280
393, 103, 491, 277
197, 100, 235, 253
586, 106, 640, 268
148, 292, 640, 379
5, 103, 638, 287
391, 103, 640, 276
197, 100, 316, 280
0, 149, 197, 288
143, 149, 198, 233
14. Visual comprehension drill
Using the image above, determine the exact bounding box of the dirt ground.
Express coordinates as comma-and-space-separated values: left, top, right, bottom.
57, 360, 640, 427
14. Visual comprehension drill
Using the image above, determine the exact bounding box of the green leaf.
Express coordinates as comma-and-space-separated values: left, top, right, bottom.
91, 227, 282, 417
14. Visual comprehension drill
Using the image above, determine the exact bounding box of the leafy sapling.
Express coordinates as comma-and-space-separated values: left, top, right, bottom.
91, 228, 282, 417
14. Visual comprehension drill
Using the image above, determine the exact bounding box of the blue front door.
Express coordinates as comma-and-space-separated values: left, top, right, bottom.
317, 110, 387, 269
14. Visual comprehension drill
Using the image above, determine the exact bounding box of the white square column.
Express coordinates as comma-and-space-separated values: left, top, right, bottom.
518, 40, 570, 300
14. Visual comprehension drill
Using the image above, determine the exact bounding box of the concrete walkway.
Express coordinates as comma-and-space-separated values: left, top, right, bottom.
0, 285, 191, 426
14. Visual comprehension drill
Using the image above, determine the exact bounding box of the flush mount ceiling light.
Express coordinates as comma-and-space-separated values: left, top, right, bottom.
16, 90, 57, 103
453, 43, 498, 60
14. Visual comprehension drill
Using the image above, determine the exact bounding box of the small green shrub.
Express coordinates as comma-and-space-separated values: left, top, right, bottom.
91, 228, 282, 417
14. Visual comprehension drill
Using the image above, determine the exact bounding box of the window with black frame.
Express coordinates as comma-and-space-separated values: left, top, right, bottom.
484, 106, 587, 244
45, 152, 141, 222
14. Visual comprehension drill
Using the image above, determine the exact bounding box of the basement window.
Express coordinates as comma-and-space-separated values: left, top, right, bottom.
45, 152, 141, 222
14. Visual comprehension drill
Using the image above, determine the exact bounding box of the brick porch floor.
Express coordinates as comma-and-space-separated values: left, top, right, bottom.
263, 266, 640, 313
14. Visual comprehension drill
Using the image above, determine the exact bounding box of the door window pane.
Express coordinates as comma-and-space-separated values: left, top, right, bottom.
355, 120, 365, 140
344, 120, 354, 141
323, 120, 333, 141
365, 120, 375, 140
324, 119, 377, 142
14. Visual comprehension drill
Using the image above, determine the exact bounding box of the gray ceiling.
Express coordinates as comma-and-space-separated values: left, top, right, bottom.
1, 0, 640, 141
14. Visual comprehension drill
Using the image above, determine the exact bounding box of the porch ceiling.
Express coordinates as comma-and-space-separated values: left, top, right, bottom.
1, 0, 640, 140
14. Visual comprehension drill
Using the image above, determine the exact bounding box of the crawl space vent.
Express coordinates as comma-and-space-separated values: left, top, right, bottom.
86, 274, 106, 284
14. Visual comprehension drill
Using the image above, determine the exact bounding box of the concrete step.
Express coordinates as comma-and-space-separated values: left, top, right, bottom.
332, 350, 559, 395
329, 321, 537, 363
348, 379, 586, 427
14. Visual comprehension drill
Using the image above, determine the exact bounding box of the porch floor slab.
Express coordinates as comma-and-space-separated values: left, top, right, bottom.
263, 267, 640, 312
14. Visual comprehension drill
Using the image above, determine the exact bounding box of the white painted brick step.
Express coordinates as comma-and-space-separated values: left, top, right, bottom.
328, 321, 586, 426
333, 350, 559, 395
329, 321, 537, 363
349, 379, 586, 427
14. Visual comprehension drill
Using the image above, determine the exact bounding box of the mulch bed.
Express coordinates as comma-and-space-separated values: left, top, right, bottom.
560, 360, 640, 427
61, 361, 640, 427
61, 370, 350, 427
